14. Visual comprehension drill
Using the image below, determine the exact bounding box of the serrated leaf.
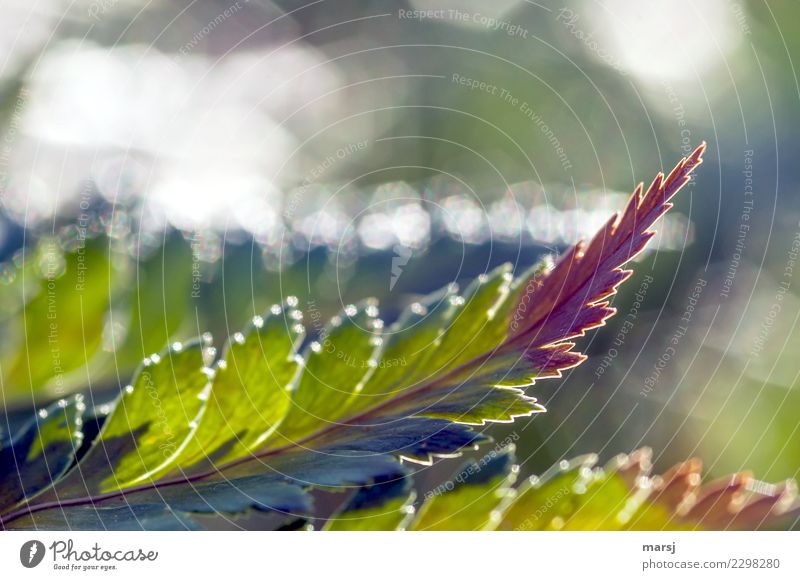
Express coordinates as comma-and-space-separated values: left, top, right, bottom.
0, 147, 710, 530
89, 341, 210, 491
321, 446, 800, 532
409, 446, 516, 531
496, 453, 598, 531
113, 233, 194, 368
323, 477, 415, 531
169, 304, 304, 470
493, 448, 800, 532
0, 395, 85, 509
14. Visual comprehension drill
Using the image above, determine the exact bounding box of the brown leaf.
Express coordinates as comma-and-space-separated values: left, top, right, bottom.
503, 144, 706, 380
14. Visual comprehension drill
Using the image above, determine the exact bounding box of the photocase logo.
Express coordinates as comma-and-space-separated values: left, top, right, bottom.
20, 540, 46, 568
390, 244, 413, 291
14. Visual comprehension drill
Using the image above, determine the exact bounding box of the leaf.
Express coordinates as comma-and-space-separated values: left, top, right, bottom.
0, 395, 85, 509
7, 503, 202, 531
492, 448, 800, 531
1, 237, 115, 402
505, 144, 707, 381
409, 446, 516, 531
74, 340, 212, 492
0, 146, 708, 530
323, 477, 415, 531
113, 233, 194, 369
0, 250, 38, 323
624, 452, 800, 531
494, 453, 597, 531
170, 305, 303, 470
323, 447, 517, 531
359, 446, 799, 532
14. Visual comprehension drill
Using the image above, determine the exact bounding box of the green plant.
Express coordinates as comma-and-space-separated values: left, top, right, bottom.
326, 446, 798, 531
1, 143, 795, 531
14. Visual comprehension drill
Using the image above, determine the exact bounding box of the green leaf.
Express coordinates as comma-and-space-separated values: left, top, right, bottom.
0, 148, 715, 530
275, 299, 383, 444
495, 449, 800, 532
0, 394, 85, 509
409, 446, 517, 531
169, 304, 304, 470
333, 446, 798, 532
323, 477, 415, 531
496, 454, 598, 531
2, 237, 115, 401
113, 233, 194, 369
58, 340, 211, 494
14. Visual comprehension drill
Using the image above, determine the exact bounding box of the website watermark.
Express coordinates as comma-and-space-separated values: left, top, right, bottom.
398, 8, 529, 38
555, 8, 627, 76
720, 149, 754, 299
641, 278, 706, 397
595, 274, 653, 378
177, 1, 251, 57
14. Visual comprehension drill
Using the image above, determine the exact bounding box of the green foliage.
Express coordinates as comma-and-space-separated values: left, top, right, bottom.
2, 145, 792, 531
4, 238, 114, 397
324, 447, 799, 531
323, 478, 416, 531
0, 263, 543, 529
0, 395, 84, 509
0, 233, 196, 408
113, 233, 194, 369
409, 447, 517, 531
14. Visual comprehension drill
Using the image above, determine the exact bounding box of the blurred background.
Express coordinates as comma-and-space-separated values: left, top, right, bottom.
0, 0, 798, 497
